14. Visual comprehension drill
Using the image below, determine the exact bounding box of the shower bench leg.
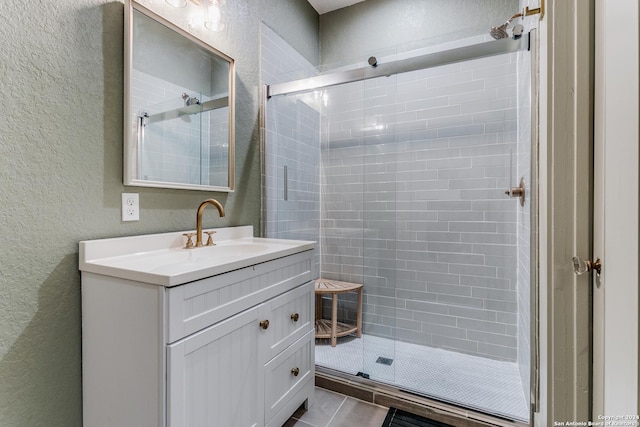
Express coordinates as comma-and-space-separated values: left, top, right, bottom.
314, 278, 364, 347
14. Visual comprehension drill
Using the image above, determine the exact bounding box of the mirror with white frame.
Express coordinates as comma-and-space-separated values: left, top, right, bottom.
124, 0, 235, 191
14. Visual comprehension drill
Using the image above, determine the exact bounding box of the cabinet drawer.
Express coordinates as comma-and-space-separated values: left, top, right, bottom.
264, 331, 314, 424
166, 250, 313, 343
259, 282, 314, 362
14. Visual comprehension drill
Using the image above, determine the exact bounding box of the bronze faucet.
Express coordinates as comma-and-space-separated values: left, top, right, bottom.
195, 199, 225, 247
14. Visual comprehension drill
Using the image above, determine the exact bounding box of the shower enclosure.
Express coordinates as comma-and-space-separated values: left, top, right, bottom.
261, 23, 537, 423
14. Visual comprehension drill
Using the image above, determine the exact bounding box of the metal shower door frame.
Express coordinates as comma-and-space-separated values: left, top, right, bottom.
266, 36, 529, 99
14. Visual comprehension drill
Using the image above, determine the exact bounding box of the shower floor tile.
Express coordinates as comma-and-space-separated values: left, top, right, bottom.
315, 335, 529, 421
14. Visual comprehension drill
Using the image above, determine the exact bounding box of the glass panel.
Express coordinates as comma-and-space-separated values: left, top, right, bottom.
317, 80, 366, 375
375, 50, 529, 420
516, 43, 533, 414
360, 76, 397, 384
263, 37, 533, 424
264, 93, 321, 274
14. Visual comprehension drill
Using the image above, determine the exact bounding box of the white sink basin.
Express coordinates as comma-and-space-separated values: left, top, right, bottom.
79, 226, 315, 286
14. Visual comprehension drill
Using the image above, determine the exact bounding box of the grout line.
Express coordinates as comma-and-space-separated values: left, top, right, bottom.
346, 395, 389, 410
324, 396, 348, 427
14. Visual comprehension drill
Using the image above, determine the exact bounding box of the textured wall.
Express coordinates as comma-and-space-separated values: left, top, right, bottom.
320, 0, 519, 67
0, 1, 318, 426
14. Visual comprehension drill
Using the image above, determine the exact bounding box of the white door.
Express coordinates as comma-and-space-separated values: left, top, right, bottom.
593, 0, 639, 416
167, 306, 264, 427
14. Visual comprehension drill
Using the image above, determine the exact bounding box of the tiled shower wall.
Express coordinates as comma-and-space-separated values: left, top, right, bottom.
262, 26, 529, 362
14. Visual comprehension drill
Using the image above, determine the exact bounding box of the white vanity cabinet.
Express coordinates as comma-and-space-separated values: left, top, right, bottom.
80, 227, 315, 427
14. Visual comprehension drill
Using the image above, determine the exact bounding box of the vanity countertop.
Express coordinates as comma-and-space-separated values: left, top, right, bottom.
79, 226, 315, 287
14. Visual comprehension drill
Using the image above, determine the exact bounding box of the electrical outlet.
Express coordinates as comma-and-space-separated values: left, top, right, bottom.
122, 193, 139, 221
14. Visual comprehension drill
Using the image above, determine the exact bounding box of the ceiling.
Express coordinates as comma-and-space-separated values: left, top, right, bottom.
306, 0, 367, 14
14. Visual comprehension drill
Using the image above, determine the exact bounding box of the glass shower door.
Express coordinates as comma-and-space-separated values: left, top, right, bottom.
316, 48, 532, 421
263, 93, 321, 274
307, 73, 401, 384
365, 50, 531, 421
263, 32, 534, 423
359, 75, 398, 384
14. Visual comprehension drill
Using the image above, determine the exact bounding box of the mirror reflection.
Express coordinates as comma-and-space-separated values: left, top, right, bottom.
124, 1, 235, 191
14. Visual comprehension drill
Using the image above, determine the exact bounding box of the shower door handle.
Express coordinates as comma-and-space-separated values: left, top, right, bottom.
505, 177, 526, 207
572, 256, 602, 277
284, 165, 288, 201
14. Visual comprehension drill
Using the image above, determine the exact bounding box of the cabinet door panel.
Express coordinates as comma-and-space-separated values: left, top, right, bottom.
167, 306, 263, 427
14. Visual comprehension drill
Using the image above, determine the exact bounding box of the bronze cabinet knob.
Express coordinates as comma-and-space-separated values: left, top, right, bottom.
291, 367, 300, 377
290, 313, 299, 322
259, 319, 269, 330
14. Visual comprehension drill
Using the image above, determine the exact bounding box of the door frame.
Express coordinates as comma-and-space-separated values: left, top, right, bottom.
593, 0, 639, 416
536, 0, 594, 424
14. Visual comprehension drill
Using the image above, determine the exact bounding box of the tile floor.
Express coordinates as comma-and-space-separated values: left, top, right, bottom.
315, 334, 529, 421
283, 387, 388, 427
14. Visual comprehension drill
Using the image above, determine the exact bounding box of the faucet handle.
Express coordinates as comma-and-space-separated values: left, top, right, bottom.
204, 230, 216, 246
182, 233, 196, 249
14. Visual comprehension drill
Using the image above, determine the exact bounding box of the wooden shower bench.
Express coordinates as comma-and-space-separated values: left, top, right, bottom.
314, 278, 363, 347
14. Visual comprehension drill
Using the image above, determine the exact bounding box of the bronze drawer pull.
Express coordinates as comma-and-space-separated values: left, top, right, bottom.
291, 313, 299, 322
291, 367, 300, 377
259, 319, 270, 330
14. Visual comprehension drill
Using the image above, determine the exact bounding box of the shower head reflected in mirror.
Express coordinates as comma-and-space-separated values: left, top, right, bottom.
489, 12, 523, 39
511, 24, 524, 39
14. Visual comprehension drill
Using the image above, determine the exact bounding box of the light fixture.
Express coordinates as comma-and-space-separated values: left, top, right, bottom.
165, 0, 224, 31
165, 0, 187, 7
166, 0, 203, 7
204, 0, 223, 31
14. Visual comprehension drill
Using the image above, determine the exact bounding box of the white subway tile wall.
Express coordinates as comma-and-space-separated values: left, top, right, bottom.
261, 24, 531, 365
